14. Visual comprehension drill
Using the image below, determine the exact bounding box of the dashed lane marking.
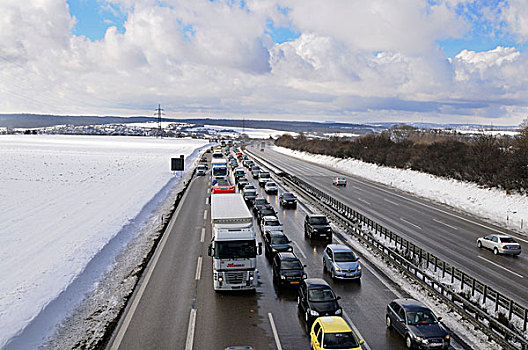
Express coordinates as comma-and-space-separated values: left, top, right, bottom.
268, 312, 283, 350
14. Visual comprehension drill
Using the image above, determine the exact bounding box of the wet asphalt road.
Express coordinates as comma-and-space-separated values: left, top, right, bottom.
106, 161, 466, 349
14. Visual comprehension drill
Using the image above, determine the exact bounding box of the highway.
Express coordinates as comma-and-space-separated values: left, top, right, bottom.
106, 155, 467, 349
247, 145, 528, 307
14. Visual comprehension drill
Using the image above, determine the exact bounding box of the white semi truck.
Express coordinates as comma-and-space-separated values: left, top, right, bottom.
208, 193, 261, 291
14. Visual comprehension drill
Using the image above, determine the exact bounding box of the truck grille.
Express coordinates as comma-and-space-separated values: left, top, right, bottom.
225, 271, 245, 284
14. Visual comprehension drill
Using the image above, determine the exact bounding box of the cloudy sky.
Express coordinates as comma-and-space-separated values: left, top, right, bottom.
1, 0, 528, 125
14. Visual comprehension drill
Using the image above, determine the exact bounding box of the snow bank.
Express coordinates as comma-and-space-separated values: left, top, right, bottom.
0, 135, 208, 347
273, 146, 528, 234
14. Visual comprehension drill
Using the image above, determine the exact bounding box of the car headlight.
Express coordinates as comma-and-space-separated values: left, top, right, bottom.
445, 335, 450, 340
335, 308, 342, 315
357, 265, 362, 270
272, 248, 277, 252
287, 247, 293, 252
280, 275, 286, 280
335, 266, 341, 271
309, 309, 319, 316
416, 337, 422, 342
327, 228, 332, 232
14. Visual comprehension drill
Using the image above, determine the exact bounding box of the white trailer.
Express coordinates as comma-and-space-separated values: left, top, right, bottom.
208, 193, 261, 291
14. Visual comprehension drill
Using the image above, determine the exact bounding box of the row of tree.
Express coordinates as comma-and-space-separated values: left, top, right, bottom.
275, 122, 528, 193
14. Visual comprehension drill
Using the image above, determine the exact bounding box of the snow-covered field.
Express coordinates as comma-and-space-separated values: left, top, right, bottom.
0, 135, 208, 348
273, 146, 528, 235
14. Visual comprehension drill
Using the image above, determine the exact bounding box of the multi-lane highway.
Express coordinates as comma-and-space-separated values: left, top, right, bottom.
105, 151, 470, 349
248, 145, 528, 307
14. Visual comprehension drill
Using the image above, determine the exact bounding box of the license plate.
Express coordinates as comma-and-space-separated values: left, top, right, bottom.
290, 281, 300, 284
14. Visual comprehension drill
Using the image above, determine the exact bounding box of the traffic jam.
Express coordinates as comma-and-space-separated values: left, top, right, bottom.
200, 142, 452, 350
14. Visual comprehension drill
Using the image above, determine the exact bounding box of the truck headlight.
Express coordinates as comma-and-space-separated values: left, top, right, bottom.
249, 276, 254, 281
218, 277, 223, 282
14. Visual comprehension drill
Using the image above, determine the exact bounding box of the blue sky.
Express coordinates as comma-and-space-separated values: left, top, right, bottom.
67, 0, 523, 57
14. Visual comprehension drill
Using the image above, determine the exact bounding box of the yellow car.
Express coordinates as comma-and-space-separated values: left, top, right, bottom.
310, 316, 364, 350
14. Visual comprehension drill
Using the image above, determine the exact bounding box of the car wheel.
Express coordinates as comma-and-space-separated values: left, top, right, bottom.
477, 240, 482, 248
405, 335, 413, 349
331, 269, 336, 280
386, 315, 392, 329
323, 262, 327, 274
305, 310, 310, 323
494, 247, 499, 255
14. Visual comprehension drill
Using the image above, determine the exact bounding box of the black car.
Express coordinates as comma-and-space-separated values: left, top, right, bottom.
272, 252, 306, 288
304, 214, 332, 242
237, 178, 249, 191
252, 197, 270, 215
279, 192, 297, 208
297, 278, 342, 325
264, 231, 293, 258
256, 204, 277, 225
243, 188, 257, 205
386, 298, 450, 349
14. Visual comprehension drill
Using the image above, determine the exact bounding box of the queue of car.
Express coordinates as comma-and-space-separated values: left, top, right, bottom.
208, 146, 453, 350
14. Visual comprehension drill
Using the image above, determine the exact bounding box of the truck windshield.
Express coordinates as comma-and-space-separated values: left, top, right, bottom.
213, 167, 228, 177
215, 240, 256, 259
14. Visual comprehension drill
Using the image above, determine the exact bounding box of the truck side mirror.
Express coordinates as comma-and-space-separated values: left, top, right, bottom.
258, 242, 263, 255
208, 244, 213, 257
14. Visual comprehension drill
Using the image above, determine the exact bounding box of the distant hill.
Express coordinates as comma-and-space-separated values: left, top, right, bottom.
0, 114, 157, 129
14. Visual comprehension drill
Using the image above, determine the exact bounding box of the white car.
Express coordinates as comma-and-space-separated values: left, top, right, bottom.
260, 216, 283, 233
264, 181, 278, 194
332, 177, 347, 186
477, 234, 521, 256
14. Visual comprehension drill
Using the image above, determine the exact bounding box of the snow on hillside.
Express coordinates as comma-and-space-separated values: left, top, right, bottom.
273, 146, 528, 235
0, 135, 208, 348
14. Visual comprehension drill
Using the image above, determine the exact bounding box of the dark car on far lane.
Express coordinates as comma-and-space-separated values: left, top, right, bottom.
386, 298, 450, 349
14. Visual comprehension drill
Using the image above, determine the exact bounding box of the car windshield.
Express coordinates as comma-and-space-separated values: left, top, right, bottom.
323, 332, 359, 349
308, 288, 336, 302
406, 310, 439, 325
261, 209, 275, 216
281, 260, 302, 270
266, 182, 276, 187
310, 217, 328, 225
214, 240, 256, 259
271, 235, 289, 244
265, 220, 280, 226
255, 199, 268, 206
260, 173, 270, 178
283, 193, 295, 199
334, 252, 357, 262
244, 190, 257, 196
500, 237, 517, 243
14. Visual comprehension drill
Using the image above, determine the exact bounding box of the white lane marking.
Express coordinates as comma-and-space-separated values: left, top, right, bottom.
357, 198, 371, 205
292, 241, 307, 259
384, 198, 400, 206
349, 175, 525, 239
185, 308, 197, 350
110, 178, 195, 350
342, 310, 372, 350
400, 218, 422, 230
205, 197, 208, 205
433, 218, 458, 230
353, 186, 364, 191
200, 227, 205, 243
203, 210, 207, 220
478, 256, 524, 278
195, 256, 203, 280
268, 312, 283, 350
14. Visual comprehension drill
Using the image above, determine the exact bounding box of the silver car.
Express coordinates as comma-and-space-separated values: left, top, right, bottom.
477, 234, 521, 256
323, 244, 362, 280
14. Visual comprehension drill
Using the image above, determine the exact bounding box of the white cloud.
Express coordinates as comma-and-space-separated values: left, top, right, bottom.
0, 0, 526, 125
501, 0, 528, 42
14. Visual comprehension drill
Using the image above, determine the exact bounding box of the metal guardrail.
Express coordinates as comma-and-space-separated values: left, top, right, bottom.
281, 173, 528, 350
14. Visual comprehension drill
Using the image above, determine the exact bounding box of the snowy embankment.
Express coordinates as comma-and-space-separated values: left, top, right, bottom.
0, 135, 208, 348
273, 146, 528, 234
